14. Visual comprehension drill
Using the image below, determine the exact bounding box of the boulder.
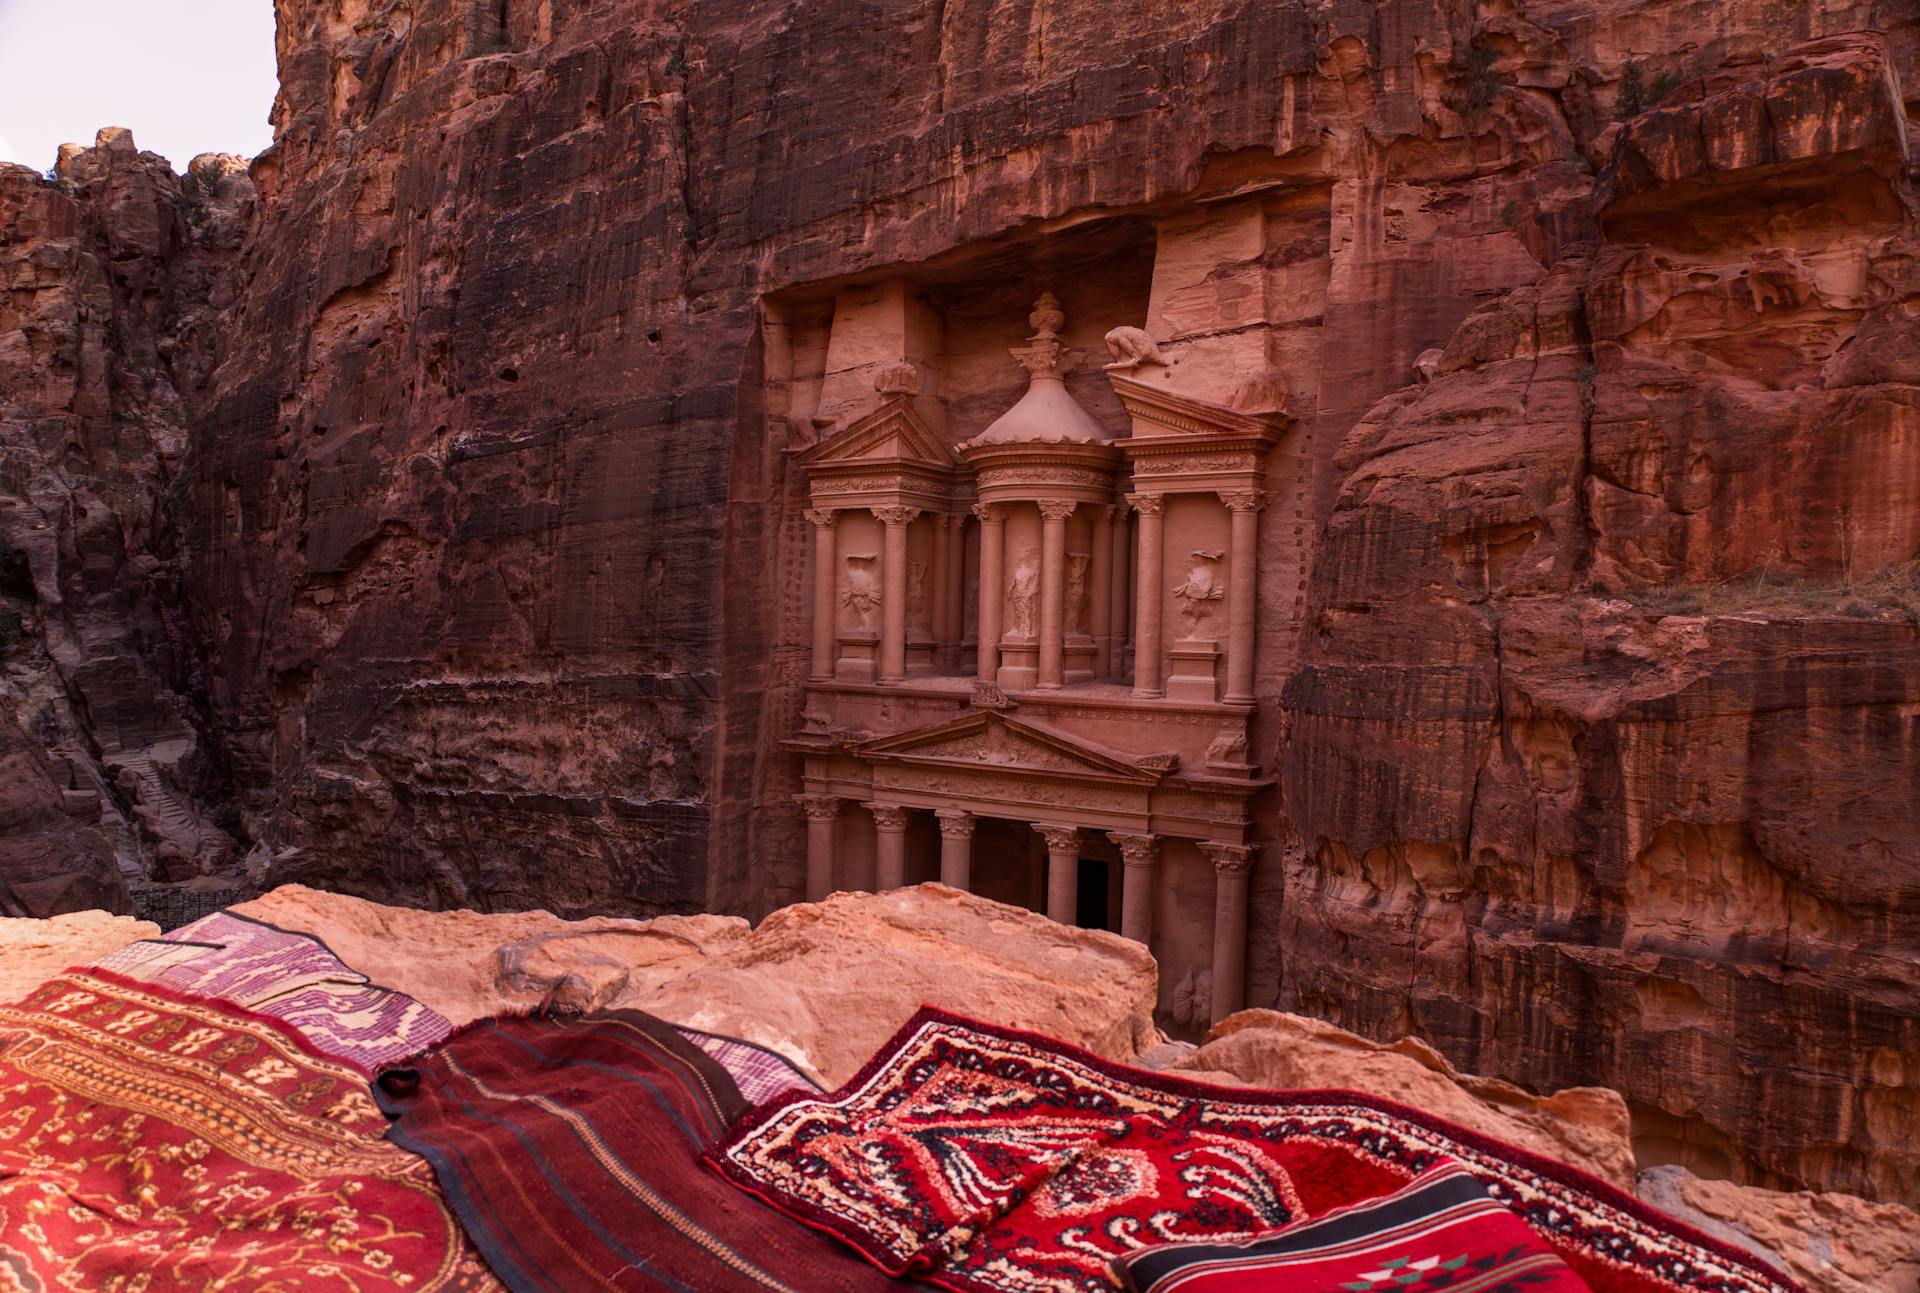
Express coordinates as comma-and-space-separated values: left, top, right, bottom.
1170, 1008, 1637, 1190
625, 883, 1160, 1085
233, 882, 1161, 1084
1637, 1166, 1920, 1293
232, 883, 749, 1026
0, 910, 157, 1002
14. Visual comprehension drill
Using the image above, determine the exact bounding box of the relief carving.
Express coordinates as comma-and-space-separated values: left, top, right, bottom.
843, 555, 881, 630
908, 560, 930, 633
1103, 326, 1167, 370
1172, 549, 1225, 636
1006, 552, 1040, 639
1065, 553, 1091, 636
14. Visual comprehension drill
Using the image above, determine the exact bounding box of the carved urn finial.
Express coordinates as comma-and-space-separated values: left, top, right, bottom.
1028, 292, 1066, 340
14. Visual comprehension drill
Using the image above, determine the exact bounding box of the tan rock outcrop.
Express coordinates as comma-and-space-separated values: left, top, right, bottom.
627, 883, 1160, 1085
233, 883, 749, 1027
0, 910, 157, 1002
1637, 1166, 1920, 1293
235, 883, 1160, 1084
1170, 1009, 1637, 1191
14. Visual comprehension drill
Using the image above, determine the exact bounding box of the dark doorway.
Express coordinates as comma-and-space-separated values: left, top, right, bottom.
1075, 857, 1110, 930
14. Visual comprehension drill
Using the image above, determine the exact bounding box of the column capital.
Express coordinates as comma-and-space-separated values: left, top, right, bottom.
1037, 499, 1077, 523
803, 506, 839, 527
1034, 822, 1081, 852
942, 510, 970, 532
872, 505, 920, 527
1200, 841, 1257, 876
864, 801, 913, 830
1107, 832, 1159, 867
1218, 490, 1268, 513
1125, 493, 1165, 517
971, 501, 1005, 523
795, 794, 841, 821
1097, 503, 1124, 524
934, 808, 976, 838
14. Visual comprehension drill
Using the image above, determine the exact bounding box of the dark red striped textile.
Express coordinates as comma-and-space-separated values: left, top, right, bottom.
376, 1010, 909, 1293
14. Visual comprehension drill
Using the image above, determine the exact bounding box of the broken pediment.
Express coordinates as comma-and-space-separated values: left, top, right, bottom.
798, 394, 957, 472
1107, 372, 1292, 445
856, 711, 1173, 783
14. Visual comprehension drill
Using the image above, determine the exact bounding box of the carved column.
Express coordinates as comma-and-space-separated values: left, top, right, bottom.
1109, 832, 1158, 945
943, 514, 967, 672
1221, 491, 1264, 705
935, 809, 975, 892
797, 794, 840, 902
1128, 494, 1166, 698
873, 506, 918, 684
806, 509, 838, 680
1036, 500, 1074, 690
931, 512, 952, 661
867, 802, 912, 891
974, 503, 1005, 684
1089, 505, 1114, 678
1036, 823, 1081, 927
1109, 506, 1131, 680
1200, 842, 1255, 1023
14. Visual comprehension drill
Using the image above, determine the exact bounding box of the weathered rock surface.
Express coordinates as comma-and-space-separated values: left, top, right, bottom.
1637, 1166, 1920, 1293
234, 882, 748, 1026
0, 132, 251, 914
1170, 1008, 1638, 1191
239, 882, 1159, 1085
1, 0, 1916, 1216
1276, 28, 1920, 1204
0, 910, 157, 1001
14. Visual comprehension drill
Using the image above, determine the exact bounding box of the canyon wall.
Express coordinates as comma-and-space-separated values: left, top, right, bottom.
0, 0, 1915, 1209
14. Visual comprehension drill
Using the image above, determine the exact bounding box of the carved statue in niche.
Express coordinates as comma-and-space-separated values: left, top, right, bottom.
1006, 552, 1040, 639
843, 555, 881, 631
1172, 549, 1225, 637
1066, 553, 1091, 636
908, 560, 930, 633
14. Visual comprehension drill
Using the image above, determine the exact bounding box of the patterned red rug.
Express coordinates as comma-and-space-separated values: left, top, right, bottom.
377, 1009, 913, 1293
710, 1008, 1803, 1293
89, 910, 453, 1073
0, 969, 498, 1291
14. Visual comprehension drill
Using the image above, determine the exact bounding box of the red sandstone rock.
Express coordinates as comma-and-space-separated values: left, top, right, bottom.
0, 0, 1913, 1221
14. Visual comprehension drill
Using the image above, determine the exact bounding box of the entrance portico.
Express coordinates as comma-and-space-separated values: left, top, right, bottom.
786, 708, 1261, 1025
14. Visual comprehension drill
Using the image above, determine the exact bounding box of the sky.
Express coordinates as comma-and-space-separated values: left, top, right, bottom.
0, 0, 280, 173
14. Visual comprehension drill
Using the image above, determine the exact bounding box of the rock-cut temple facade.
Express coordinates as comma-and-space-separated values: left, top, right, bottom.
785, 265, 1307, 1028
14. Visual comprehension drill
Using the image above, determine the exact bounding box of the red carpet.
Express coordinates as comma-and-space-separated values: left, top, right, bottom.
0, 970, 498, 1291
711, 1007, 1803, 1293
377, 1009, 913, 1292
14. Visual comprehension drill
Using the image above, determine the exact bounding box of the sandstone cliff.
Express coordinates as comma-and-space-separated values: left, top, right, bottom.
0, 0, 1915, 1220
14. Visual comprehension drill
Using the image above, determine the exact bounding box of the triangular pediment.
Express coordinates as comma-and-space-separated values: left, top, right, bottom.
798, 395, 956, 470
856, 711, 1171, 782
1107, 373, 1290, 441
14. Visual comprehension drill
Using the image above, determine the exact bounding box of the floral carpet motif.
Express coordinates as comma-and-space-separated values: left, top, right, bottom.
89, 910, 453, 1073
711, 1008, 1803, 1293
0, 969, 498, 1291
